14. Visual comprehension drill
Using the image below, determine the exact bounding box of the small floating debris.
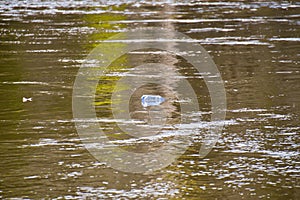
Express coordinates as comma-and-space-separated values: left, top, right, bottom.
141, 95, 165, 107
22, 97, 32, 102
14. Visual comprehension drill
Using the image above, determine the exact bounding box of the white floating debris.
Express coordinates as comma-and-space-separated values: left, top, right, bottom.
22, 97, 32, 102
141, 95, 165, 107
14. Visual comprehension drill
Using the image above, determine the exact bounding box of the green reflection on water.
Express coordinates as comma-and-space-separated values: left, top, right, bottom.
83, 5, 130, 110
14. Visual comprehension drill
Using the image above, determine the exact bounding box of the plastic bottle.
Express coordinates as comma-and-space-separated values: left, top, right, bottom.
141, 95, 165, 107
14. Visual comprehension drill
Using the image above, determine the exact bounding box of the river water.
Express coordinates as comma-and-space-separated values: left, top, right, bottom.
0, 0, 299, 199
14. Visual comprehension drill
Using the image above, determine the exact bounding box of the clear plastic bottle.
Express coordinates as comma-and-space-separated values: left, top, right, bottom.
141, 95, 165, 107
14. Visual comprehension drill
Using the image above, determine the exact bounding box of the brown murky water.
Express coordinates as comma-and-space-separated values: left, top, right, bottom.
0, 0, 299, 199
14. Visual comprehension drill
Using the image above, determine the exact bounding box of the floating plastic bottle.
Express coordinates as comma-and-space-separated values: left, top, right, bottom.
141, 95, 165, 107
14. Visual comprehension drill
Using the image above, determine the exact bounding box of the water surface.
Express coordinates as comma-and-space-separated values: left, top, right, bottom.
0, 0, 299, 199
